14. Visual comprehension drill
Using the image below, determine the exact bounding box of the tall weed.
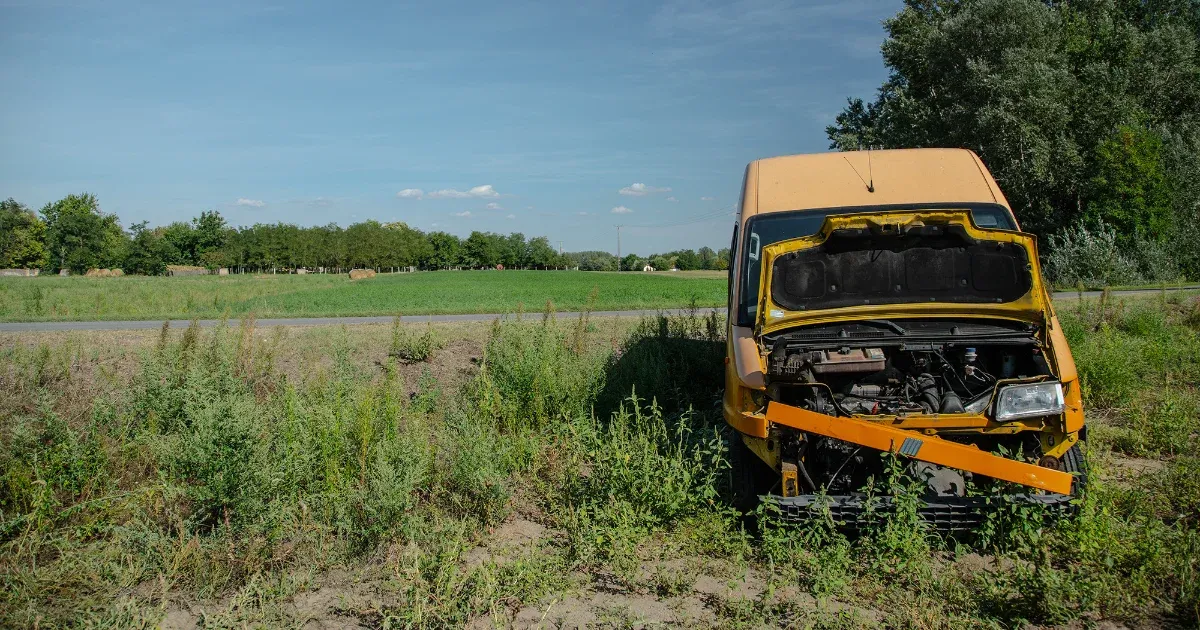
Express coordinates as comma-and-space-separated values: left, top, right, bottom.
559, 395, 728, 565
470, 310, 606, 430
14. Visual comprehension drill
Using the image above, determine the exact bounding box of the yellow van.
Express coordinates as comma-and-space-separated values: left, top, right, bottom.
724, 149, 1085, 528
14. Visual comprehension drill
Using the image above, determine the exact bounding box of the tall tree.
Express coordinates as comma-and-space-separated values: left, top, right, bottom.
159, 221, 198, 265
123, 221, 169, 275
674, 249, 700, 270
464, 231, 503, 268
526, 236, 556, 269
1086, 124, 1174, 242
0, 198, 49, 269
40, 193, 127, 273
827, 0, 1200, 240
715, 247, 731, 271
426, 231, 462, 269
502, 232, 527, 268
194, 210, 229, 267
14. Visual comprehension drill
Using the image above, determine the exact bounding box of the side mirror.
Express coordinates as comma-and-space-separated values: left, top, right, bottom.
748, 233, 761, 262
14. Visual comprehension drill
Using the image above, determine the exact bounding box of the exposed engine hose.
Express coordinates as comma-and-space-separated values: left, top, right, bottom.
796, 442, 819, 492
940, 390, 965, 414
915, 373, 940, 413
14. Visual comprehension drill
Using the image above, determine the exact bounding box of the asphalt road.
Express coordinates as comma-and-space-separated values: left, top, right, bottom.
1, 286, 1196, 333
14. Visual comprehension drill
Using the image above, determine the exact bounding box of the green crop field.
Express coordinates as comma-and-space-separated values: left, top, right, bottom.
0, 270, 728, 322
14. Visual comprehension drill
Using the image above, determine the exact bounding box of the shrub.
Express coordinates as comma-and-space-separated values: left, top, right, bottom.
1045, 220, 1141, 288
390, 317, 443, 363
163, 394, 267, 531
559, 395, 727, 563
1132, 235, 1184, 283
436, 409, 517, 525
470, 309, 606, 430
596, 305, 725, 417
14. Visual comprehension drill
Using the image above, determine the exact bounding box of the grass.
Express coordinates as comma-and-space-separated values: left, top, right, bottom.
1, 295, 1198, 627
1054, 280, 1200, 292
0, 270, 727, 322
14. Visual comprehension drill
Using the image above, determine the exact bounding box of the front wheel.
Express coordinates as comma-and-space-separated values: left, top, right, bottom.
1061, 443, 1088, 498
729, 434, 776, 512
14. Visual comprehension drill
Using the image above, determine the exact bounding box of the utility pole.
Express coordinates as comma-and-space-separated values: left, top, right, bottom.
557, 240, 563, 255
615, 225, 623, 269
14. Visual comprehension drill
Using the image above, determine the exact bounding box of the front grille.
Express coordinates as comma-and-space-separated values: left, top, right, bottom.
766, 493, 1075, 532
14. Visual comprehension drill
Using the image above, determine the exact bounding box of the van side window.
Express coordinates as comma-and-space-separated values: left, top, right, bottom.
727, 224, 738, 313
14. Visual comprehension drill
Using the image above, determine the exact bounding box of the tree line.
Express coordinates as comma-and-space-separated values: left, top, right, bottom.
828, 0, 1200, 283
0, 194, 731, 275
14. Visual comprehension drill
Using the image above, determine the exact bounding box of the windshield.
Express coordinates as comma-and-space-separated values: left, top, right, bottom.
735, 204, 1018, 326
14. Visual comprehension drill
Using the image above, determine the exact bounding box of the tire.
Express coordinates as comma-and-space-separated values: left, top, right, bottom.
1061, 443, 1088, 498
729, 435, 776, 513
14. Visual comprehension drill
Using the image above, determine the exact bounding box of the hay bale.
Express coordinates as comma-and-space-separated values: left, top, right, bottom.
110, 269, 124, 277
85, 268, 112, 277
296, 268, 308, 275
59, 269, 70, 276
218, 267, 229, 276
348, 269, 376, 280
167, 265, 209, 276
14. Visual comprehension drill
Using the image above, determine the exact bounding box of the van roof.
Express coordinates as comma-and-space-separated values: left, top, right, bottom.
743, 148, 1009, 217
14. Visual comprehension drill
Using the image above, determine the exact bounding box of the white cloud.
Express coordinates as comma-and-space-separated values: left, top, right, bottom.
611, 206, 633, 214
505, 214, 516, 219
486, 202, 503, 210
236, 198, 265, 208
454, 210, 472, 217
619, 182, 672, 196
666, 196, 678, 202
577, 211, 589, 216
701, 196, 714, 201
428, 184, 500, 199
396, 188, 424, 199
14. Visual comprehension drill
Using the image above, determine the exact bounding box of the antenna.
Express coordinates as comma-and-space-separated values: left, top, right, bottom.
843, 154, 875, 193
867, 148, 875, 193
615, 225, 623, 265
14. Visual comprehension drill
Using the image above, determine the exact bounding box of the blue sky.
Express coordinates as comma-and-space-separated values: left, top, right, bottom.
0, 0, 900, 255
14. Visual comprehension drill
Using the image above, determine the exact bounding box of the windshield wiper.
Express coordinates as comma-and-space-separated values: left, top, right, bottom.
864, 319, 907, 335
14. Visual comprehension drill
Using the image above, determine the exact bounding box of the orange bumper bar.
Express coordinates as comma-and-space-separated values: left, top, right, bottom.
764, 402, 1073, 495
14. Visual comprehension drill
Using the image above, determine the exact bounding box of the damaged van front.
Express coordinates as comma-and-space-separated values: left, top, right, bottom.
723, 150, 1085, 529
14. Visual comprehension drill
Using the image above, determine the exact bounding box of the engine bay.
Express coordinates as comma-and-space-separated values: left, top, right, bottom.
762, 318, 1051, 418
759, 318, 1061, 496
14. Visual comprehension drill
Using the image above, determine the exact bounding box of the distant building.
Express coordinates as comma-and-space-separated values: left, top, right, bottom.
643, 265, 655, 272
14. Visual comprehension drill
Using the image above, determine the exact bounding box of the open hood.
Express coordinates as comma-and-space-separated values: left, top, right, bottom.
758, 210, 1049, 334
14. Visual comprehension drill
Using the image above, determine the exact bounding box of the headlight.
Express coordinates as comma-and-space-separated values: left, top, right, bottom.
994, 382, 1065, 422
